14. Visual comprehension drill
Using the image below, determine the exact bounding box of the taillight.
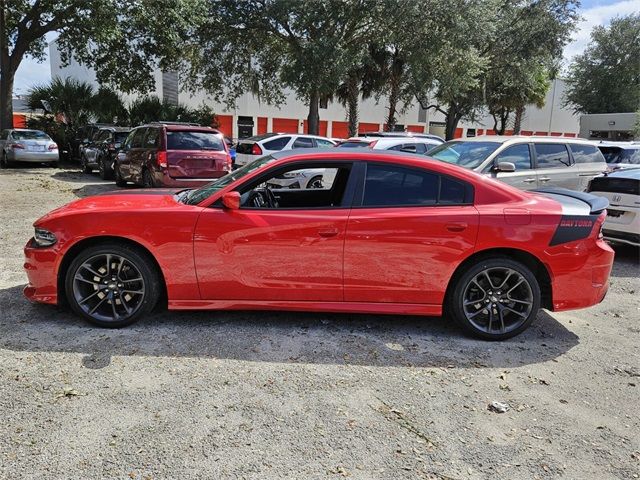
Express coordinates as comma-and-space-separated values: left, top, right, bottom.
251, 143, 262, 155
157, 151, 167, 168
368, 140, 378, 148
10, 143, 24, 149
48, 143, 58, 151
226, 153, 232, 171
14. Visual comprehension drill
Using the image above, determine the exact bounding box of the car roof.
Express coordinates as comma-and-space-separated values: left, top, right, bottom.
597, 141, 640, 149
447, 135, 595, 145
139, 123, 221, 133
359, 131, 444, 141
358, 137, 440, 146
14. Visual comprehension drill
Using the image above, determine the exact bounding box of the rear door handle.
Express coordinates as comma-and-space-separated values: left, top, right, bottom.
539, 177, 551, 182
446, 222, 467, 232
523, 178, 536, 183
318, 227, 339, 238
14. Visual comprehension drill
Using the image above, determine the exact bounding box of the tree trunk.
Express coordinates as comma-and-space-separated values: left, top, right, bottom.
444, 106, 461, 140
513, 105, 525, 134
346, 75, 359, 137
0, 0, 14, 130
385, 76, 400, 132
307, 90, 320, 135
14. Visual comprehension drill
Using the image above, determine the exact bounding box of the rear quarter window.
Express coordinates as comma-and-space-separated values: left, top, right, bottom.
570, 144, 605, 164
263, 136, 291, 151
534, 144, 572, 168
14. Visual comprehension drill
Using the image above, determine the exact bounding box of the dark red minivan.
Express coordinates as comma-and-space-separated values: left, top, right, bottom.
114, 122, 231, 188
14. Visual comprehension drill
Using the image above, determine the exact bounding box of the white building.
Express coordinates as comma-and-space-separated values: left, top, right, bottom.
50, 39, 580, 140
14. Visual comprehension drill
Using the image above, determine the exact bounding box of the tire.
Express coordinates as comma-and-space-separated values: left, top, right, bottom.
81, 155, 92, 174
0, 151, 10, 169
448, 257, 540, 340
142, 169, 155, 188
306, 175, 324, 189
114, 165, 127, 187
64, 242, 161, 328
98, 155, 113, 180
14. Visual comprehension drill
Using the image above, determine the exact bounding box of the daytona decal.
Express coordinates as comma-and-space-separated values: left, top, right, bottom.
549, 214, 599, 246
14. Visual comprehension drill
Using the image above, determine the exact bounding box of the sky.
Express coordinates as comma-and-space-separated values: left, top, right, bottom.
11, 0, 640, 96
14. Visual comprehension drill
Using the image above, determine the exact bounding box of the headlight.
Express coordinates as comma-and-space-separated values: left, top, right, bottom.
282, 172, 300, 178
33, 228, 57, 247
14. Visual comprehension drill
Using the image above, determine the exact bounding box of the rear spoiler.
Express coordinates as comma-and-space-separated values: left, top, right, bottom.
533, 187, 609, 215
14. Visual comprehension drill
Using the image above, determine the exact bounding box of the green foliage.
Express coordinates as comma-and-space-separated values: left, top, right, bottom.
126, 96, 217, 127
564, 14, 640, 114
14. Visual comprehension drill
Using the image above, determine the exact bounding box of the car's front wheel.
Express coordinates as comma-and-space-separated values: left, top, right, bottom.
98, 155, 113, 180
81, 155, 92, 174
65, 242, 161, 328
449, 257, 540, 340
114, 165, 127, 187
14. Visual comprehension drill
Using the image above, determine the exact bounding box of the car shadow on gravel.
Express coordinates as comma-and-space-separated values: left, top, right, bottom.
0, 285, 578, 370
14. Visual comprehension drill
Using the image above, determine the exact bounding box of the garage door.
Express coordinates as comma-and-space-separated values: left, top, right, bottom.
272, 118, 299, 133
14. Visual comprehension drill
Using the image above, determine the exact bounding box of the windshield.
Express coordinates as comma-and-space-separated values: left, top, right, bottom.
12, 130, 50, 140
184, 155, 275, 205
428, 141, 501, 169
337, 141, 370, 148
167, 131, 224, 151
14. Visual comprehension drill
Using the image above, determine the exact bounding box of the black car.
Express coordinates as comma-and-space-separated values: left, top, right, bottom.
81, 127, 131, 179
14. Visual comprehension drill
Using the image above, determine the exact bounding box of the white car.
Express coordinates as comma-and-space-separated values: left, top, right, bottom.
336, 136, 443, 153
0, 128, 59, 168
235, 133, 336, 167
588, 167, 640, 247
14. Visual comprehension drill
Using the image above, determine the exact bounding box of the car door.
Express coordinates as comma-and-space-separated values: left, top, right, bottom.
569, 143, 608, 191
489, 143, 538, 190
119, 128, 143, 180
193, 160, 356, 301
343, 161, 479, 305
532, 143, 579, 190
128, 128, 148, 182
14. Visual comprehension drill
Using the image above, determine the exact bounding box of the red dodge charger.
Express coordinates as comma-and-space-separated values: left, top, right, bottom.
23, 150, 614, 340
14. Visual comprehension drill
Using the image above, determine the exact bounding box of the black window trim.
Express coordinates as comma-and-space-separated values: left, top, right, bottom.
210, 159, 360, 211
352, 161, 475, 208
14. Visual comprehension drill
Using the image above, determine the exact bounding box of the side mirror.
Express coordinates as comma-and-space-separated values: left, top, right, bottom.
222, 191, 241, 210
493, 161, 516, 173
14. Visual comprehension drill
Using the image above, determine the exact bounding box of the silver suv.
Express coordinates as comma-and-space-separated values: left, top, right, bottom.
428, 136, 606, 191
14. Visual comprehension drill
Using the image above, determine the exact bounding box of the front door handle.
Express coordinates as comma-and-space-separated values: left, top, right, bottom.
446, 222, 468, 232
523, 178, 536, 183
318, 228, 339, 238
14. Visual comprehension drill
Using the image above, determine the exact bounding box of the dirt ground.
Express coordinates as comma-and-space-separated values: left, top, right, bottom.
0, 164, 638, 480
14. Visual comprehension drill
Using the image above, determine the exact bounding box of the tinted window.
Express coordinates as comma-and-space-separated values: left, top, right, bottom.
429, 141, 501, 169
114, 132, 130, 143
570, 144, 605, 164
130, 129, 145, 148
414, 143, 429, 154
11, 130, 50, 140
96, 130, 111, 142
439, 177, 467, 204
598, 146, 640, 165
363, 164, 438, 206
292, 137, 315, 148
263, 136, 291, 151
166, 131, 224, 151
144, 128, 160, 148
534, 144, 571, 168
336, 141, 370, 148
494, 144, 531, 170
316, 138, 335, 148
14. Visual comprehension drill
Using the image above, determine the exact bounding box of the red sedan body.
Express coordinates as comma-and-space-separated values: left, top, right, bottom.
23, 150, 613, 338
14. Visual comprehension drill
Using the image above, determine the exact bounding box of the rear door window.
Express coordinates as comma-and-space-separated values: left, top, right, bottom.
316, 138, 335, 148
534, 144, 572, 168
292, 136, 315, 148
263, 136, 291, 151
570, 144, 605, 164
166, 131, 224, 151
494, 144, 532, 170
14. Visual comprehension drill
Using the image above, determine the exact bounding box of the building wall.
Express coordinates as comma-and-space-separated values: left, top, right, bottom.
49, 39, 580, 140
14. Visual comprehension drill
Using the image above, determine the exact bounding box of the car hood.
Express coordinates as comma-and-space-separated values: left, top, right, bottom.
35, 189, 183, 225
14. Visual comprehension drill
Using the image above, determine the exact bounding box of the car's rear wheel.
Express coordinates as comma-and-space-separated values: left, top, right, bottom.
81, 155, 92, 173
449, 257, 540, 340
142, 169, 156, 188
114, 165, 127, 187
65, 243, 160, 328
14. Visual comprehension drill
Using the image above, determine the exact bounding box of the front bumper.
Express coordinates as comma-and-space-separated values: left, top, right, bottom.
23, 239, 59, 305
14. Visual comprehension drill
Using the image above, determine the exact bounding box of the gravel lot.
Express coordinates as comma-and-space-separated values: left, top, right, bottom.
1, 164, 639, 480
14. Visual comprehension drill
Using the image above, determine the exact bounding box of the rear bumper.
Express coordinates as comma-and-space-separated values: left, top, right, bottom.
9, 150, 59, 163
23, 239, 59, 305
152, 169, 226, 187
550, 238, 614, 311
